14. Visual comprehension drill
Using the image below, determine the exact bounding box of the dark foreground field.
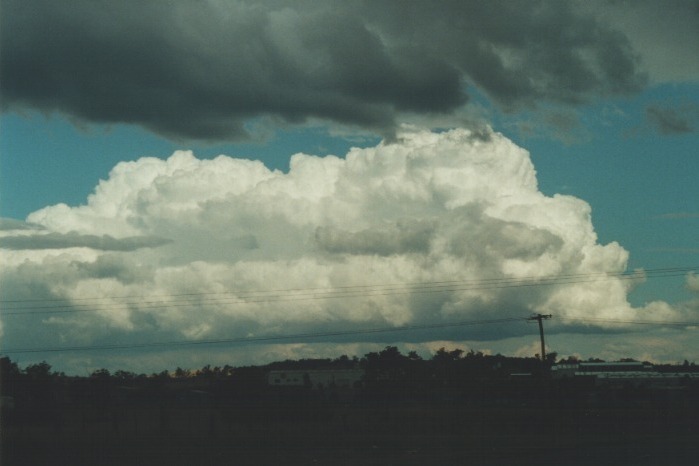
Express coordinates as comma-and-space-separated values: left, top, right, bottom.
4, 397, 698, 465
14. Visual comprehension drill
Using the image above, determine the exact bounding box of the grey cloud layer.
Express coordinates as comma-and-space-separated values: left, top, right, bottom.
587, 0, 699, 84
315, 220, 435, 256
1, 0, 649, 141
0, 232, 172, 251
0, 218, 44, 231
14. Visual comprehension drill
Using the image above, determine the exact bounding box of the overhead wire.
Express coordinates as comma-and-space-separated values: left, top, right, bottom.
2, 314, 697, 355
1, 316, 527, 354
560, 317, 699, 327
1, 266, 696, 355
1, 266, 696, 317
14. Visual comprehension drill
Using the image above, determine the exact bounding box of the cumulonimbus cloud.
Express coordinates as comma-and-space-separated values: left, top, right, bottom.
0, 0, 650, 141
3, 127, 686, 358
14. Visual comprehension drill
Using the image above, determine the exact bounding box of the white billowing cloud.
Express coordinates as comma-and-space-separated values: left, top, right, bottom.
687, 273, 699, 293
1, 127, 689, 366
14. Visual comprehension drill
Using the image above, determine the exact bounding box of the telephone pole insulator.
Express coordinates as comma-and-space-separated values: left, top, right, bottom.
528, 313, 552, 362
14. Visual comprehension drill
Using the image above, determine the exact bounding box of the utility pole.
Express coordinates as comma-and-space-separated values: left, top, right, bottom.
528, 313, 552, 363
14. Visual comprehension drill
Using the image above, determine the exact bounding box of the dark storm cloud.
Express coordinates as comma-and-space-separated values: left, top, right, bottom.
645, 104, 698, 135
586, 0, 699, 83
0, 232, 172, 251
1, 0, 646, 141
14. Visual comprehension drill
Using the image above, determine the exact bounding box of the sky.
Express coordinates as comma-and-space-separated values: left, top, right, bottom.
1, 0, 698, 374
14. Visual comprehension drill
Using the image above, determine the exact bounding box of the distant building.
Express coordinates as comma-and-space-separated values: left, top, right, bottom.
267, 369, 364, 389
552, 361, 699, 387
577, 361, 654, 373
552, 361, 651, 378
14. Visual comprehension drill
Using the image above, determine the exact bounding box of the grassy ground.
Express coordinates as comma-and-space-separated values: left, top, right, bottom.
3, 400, 698, 465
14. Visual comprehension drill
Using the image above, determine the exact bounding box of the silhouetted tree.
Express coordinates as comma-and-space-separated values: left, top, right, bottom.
407, 350, 422, 361
197, 365, 213, 377
22, 361, 56, 407
114, 370, 138, 383
558, 355, 580, 364
24, 361, 53, 379
221, 364, 235, 377
432, 347, 464, 363
174, 367, 191, 378
0, 357, 20, 397
89, 368, 113, 405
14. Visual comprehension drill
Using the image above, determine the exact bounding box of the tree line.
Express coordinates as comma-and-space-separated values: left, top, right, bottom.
2, 348, 698, 408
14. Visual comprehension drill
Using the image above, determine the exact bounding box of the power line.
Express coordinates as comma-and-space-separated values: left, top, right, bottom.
2, 266, 695, 317
2, 266, 690, 305
561, 317, 699, 327
0, 316, 527, 354
2, 315, 696, 356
